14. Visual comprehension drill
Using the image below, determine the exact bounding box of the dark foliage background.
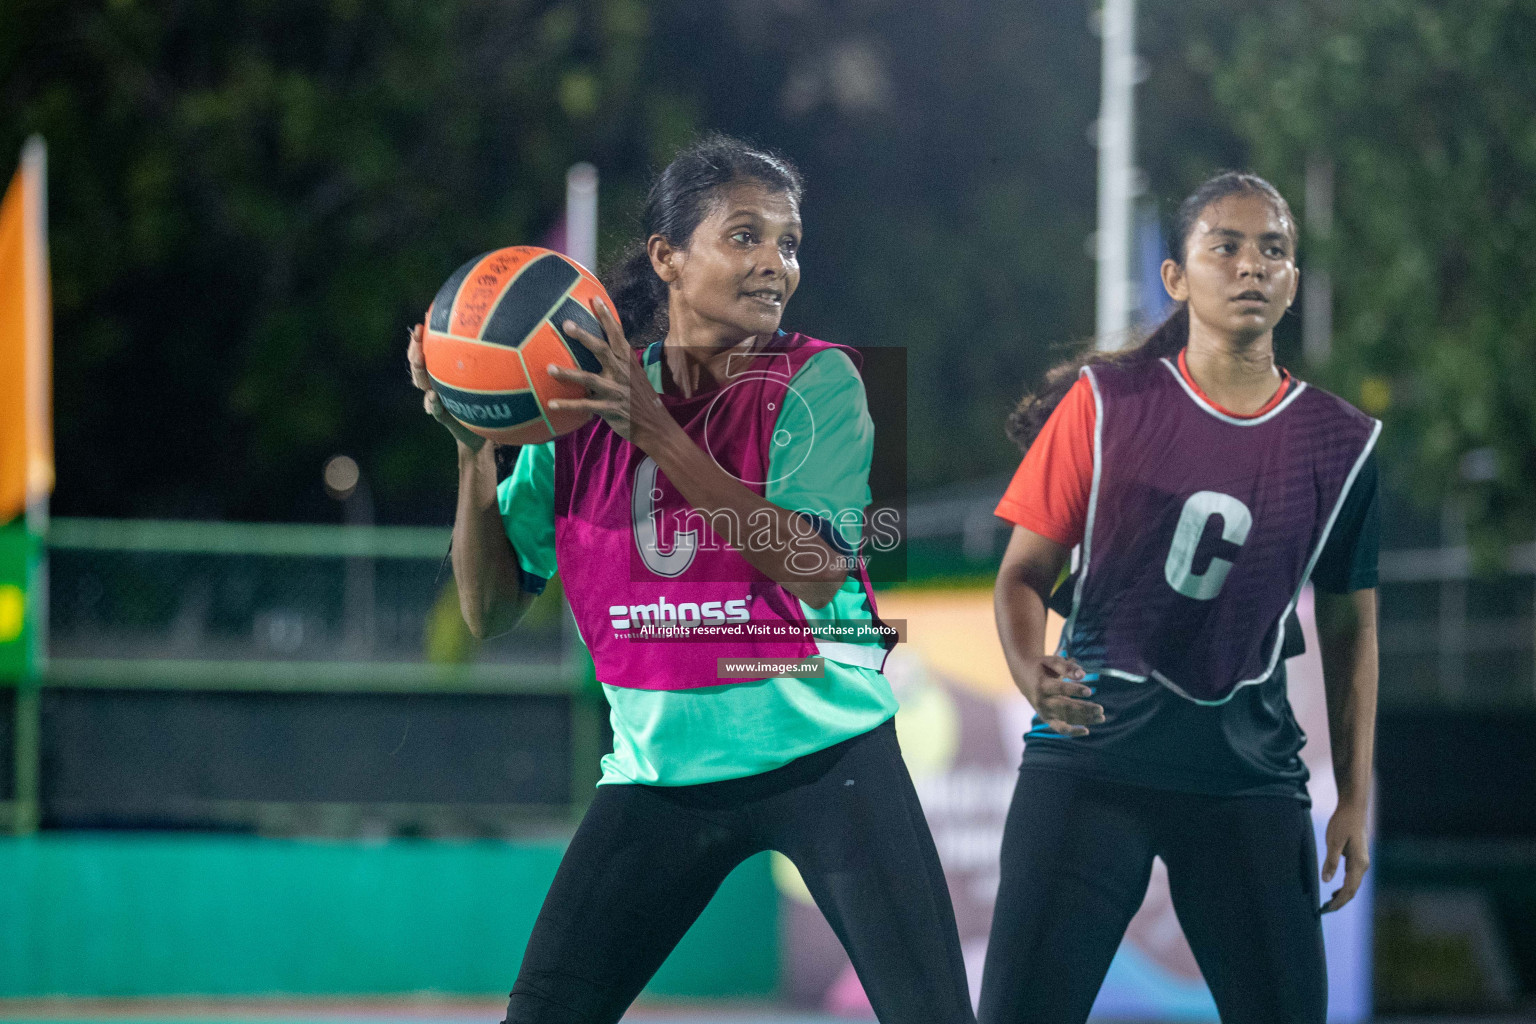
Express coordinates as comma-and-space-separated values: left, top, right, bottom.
3, 0, 1533, 548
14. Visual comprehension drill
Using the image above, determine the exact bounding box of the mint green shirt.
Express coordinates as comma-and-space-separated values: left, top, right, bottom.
497, 344, 897, 785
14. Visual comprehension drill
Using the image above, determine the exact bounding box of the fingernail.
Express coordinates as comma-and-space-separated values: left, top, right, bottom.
548, 400, 560, 410
548, 364, 560, 374
564, 321, 577, 333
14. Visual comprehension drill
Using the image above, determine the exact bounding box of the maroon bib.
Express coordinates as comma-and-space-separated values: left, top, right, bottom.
1061, 357, 1379, 704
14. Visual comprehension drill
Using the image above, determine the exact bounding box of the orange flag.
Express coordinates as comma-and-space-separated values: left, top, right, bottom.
0, 137, 53, 525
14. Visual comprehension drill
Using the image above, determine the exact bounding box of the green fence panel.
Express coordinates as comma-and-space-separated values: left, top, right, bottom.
0, 835, 777, 998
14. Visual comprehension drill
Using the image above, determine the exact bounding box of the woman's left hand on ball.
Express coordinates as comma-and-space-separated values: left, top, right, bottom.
407, 324, 485, 451
547, 298, 672, 448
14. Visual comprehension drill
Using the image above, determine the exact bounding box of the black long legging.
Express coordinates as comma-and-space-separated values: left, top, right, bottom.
503, 718, 975, 1024
979, 767, 1325, 1024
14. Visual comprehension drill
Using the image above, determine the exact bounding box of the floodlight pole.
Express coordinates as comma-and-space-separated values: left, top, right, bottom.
1095, 0, 1137, 350
560, 161, 604, 813
565, 163, 599, 273
1303, 156, 1335, 366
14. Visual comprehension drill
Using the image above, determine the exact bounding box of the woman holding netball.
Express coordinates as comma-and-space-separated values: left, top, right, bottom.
408, 135, 973, 1024
979, 172, 1379, 1024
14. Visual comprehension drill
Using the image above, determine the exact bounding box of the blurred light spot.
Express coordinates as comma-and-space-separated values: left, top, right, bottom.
782, 39, 891, 118
559, 71, 600, 120
829, 41, 891, 113
1460, 447, 1498, 483
257, 610, 306, 653
1359, 376, 1391, 414
0, 585, 25, 643
772, 850, 815, 906
780, 70, 820, 118
324, 455, 360, 500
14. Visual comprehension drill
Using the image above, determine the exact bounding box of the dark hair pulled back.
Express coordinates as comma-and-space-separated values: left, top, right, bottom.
604, 133, 804, 347
1005, 171, 1296, 450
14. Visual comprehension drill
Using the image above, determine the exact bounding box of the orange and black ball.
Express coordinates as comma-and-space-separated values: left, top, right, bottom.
422, 246, 610, 445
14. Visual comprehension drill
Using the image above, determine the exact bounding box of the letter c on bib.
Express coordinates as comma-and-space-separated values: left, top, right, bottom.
633, 456, 698, 577
1164, 491, 1252, 600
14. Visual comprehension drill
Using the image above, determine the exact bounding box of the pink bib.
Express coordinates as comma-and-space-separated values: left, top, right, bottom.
552, 333, 889, 690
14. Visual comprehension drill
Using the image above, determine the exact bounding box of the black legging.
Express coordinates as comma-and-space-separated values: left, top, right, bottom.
979, 767, 1325, 1024
504, 718, 975, 1024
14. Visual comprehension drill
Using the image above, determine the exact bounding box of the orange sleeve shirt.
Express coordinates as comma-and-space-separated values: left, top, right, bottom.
994, 351, 1292, 548
994, 375, 1098, 548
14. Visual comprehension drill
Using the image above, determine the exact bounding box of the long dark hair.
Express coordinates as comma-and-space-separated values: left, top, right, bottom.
603, 134, 804, 347
1005, 171, 1296, 450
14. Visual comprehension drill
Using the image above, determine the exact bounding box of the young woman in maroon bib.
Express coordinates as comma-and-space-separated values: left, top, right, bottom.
980, 173, 1380, 1024
408, 136, 974, 1024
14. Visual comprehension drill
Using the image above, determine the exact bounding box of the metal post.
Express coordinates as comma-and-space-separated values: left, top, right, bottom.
565, 600, 601, 821
343, 478, 376, 655
19, 513, 44, 833
12, 683, 39, 833
963, 507, 996, 562
1438, 499, 1467, 701
324, 456, 375, 656
561, 162, 601, 817
1095, 0, 1137, 350
564, 163, 599, 273
5, 525, 44, 835
1303, 156, 1334, 366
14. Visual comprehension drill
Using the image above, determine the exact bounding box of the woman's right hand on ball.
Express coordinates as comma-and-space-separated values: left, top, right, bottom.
407, 324, 485, 451
1019, 655, 1104, 737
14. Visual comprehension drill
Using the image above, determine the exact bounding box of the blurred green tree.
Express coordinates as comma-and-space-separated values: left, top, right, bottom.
7, 0, 1530, 548
649, 0, 1103, 492
0, 0, 676, 522
1207, 0, 1536, 549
